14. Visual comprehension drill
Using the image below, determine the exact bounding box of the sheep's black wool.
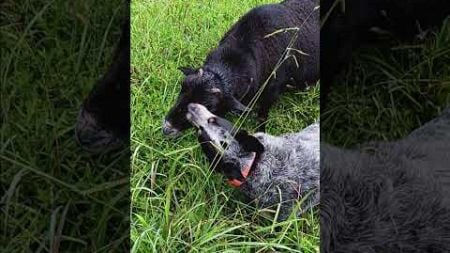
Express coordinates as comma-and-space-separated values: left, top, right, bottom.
163, 0, 319, 136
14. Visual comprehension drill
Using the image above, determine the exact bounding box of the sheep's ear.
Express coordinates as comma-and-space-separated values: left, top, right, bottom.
228, 96, 250, 115
235, 131, 264, 153
179, 66, 197, 76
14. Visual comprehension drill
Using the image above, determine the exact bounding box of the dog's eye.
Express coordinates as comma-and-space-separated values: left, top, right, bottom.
208, 117, 216, 124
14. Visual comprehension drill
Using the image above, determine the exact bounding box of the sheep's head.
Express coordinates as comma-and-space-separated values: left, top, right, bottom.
163, 67, 249, 137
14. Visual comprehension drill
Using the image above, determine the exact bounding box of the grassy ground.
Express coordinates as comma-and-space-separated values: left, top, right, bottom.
1, 1, 129, 252
323, 19, 450, 146
131, 0, 319, 252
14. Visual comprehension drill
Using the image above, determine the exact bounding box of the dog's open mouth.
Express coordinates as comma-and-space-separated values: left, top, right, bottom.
227, 151, 256, 188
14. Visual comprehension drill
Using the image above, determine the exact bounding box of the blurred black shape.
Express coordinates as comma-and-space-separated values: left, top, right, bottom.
321, 0, 450, 252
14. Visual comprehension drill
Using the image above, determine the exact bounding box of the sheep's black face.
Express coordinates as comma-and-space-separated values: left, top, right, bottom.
164, 67, 251, 137
163, 68, 226, 137
186, 103, 263, 185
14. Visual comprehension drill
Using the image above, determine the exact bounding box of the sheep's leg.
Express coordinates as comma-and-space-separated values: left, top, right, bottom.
256, 104, 272, 132
256, 85, 282, 132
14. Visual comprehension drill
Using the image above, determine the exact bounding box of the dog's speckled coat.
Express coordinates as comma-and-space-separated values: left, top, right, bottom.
321, 108, 450, 252
240, 123, 320, 220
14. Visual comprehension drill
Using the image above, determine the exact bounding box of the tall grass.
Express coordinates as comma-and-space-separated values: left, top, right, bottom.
131, 0, 320, 252
323, 19, 450, 146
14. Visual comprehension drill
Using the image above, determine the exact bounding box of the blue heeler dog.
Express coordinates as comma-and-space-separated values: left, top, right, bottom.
321, 107, 450, 252
186, 103, 319, 220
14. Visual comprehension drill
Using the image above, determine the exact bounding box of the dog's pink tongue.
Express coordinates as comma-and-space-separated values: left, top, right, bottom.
227, 179, 243, 187
227, 164, 251, 188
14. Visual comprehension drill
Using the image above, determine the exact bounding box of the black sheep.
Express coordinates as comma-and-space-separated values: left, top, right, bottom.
163, 0, 319, 136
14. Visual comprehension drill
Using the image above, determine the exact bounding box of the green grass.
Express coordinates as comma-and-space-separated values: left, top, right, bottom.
131, 0, 319, 252
2, 0, 447, 252
323, 19, 450, 146
1, 1, 129, 252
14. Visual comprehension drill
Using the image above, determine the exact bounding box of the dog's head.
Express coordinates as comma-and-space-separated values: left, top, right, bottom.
186, 103, 264, 187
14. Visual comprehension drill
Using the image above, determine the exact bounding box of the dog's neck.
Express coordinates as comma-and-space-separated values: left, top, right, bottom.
227, 151, 258, 187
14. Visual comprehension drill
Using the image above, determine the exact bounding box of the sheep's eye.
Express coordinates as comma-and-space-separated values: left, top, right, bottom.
208, 117, 216, 124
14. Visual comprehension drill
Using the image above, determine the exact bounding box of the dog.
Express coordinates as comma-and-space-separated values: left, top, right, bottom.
186, 103, 320, 220
321, 107, 450, 252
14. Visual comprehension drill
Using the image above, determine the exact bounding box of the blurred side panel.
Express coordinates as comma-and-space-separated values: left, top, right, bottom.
1, 0, 130, 251
321, 0, 450, 252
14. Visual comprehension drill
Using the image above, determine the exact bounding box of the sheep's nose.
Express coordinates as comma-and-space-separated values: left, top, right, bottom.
162, 120, 179, 136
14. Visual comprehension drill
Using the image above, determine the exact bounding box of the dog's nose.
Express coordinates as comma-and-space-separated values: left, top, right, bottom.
162, 119, 179, 136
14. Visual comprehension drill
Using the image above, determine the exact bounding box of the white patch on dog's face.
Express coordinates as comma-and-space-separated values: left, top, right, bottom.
186, 103, 236, 151
198, 117, 235, 154
185, 103, 215, 127
186, 103, 255, 174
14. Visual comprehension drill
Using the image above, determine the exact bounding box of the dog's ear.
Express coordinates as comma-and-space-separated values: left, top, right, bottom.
235, 130, 264, 153
178, 66, 197, 76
